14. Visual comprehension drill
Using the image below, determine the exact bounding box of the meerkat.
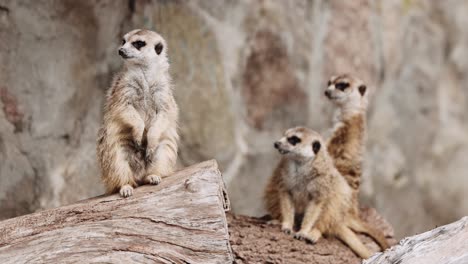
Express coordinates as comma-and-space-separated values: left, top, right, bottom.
97, 29, 179, 198
324, 74, 368, 213
264, 127, 388, 259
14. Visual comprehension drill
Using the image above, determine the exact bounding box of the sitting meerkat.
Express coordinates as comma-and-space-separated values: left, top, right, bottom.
97, 29, 179, 197
324, 74, 369, 213
264, 127, 388, 259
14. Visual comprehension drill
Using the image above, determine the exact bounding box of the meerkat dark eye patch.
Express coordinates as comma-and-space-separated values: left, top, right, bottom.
335, 82, 349, 91
312, 141, 321, 154
327, 80, 332, 86
287, 136, 301, 146
132, 40, 146, 50
122, 39, 126, 45
155, 42, 163, 55
358, 85, 367, 96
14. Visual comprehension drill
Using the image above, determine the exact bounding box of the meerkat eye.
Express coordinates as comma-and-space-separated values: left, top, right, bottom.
327, 80, 332, 86
132, 40, 146, 50
312, 141, 321, 154
121, 39, 126, 45
358, 85, 367, 96
155, 42, 164, 55
287, 136, 301, 146
335, 82, 349, 91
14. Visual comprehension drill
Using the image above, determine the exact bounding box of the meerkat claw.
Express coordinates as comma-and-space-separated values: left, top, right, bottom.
281, 227, 292, 235
119, 185, 134, 198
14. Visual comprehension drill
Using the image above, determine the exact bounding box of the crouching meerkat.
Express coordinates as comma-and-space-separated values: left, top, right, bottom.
97, 29, 179, 197
324, 74, 369, 213
264, 127, 388, 259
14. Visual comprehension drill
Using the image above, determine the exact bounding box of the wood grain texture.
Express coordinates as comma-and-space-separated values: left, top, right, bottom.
0, 160, 233, 264
364, 216, 468, 264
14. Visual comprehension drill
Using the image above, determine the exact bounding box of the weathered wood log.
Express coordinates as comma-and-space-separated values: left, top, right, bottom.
364, 216, 468, 264
0, 160, 232, 264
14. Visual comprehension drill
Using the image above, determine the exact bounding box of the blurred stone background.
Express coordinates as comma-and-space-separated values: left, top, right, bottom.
1, 0, 467, 238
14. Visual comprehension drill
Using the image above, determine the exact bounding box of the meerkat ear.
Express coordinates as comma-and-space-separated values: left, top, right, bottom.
358, 85, 367, 96
155, 42, 163, 55
312, 141, 321, 154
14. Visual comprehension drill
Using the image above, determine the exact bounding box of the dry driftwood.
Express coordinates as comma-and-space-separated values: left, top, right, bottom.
0, 160, 232, 264
364, 216, 468, 264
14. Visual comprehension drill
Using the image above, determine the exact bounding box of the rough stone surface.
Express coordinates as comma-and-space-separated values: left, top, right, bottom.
228, 207, 396, 263
1, 0, 468, 238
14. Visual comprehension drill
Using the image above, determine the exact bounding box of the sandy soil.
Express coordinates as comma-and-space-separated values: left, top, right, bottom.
227, 207, 396, 264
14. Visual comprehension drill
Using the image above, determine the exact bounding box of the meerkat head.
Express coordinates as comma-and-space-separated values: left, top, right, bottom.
273, 127, 323, 161
324, 74, 368, 111
118, 29, 168, 69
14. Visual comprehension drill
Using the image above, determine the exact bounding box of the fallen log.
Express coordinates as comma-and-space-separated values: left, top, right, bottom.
0, 160, 233, 264
364, 216, 468, 264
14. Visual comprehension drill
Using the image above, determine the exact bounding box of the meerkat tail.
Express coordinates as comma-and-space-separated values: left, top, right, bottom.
335, 225, 372, 259
348, 218, 390, 250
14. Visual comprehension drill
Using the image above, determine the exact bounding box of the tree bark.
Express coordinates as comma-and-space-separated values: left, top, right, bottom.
364, 216, 468, 264
0, 160, 233, 264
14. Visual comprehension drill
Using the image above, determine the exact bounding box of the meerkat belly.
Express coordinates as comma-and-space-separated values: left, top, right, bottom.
284, 175, 311, 213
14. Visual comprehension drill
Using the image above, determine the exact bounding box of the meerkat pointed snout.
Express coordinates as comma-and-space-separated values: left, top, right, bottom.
97, 29, 179, 198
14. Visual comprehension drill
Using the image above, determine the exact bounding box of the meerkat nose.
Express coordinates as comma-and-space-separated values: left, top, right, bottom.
274, 142, 280, 149
324, 90, 331, 97
118, 48, 125, 57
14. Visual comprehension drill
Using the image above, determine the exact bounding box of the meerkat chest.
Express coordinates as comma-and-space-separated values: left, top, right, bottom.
131, 87, 165, 118
283, 162, 312, 198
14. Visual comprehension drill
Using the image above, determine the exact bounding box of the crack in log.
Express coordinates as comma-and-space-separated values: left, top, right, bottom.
122, 216, 216, 233
114, 231, 225, 254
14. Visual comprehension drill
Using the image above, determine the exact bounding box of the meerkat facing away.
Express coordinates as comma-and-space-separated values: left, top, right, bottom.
97, 29, 179, 197
264, 127, 388, 259
324, 74, 369, 213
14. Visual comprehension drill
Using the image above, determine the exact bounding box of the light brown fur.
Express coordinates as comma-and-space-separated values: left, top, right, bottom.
325, 74, 368, 214
264, 127, 388, 259
97, 29, 179, 197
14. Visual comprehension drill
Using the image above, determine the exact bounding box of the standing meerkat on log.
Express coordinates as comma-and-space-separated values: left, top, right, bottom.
324, 74, 369, 213
97, 29, 179, 198
264, 127, 389, 259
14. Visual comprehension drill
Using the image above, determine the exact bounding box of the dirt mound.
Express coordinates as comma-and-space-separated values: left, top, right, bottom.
227, 207, 396, 264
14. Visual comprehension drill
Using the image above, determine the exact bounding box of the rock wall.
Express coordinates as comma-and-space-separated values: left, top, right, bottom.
1, 0, 467, 238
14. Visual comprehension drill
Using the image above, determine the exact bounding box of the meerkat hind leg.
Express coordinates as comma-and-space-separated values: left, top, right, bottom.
336, 225, 372, 259
348, 218, 390, 250
109, 150, 137, 198
144, 139, 177, 185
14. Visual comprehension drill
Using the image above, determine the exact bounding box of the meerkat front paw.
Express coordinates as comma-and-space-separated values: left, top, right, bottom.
281, 223, 293, 235
294, 232, 318, 244
144, 174, 161, 185
119, 185, 134, 198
